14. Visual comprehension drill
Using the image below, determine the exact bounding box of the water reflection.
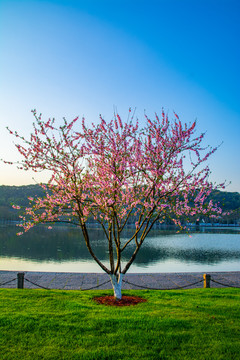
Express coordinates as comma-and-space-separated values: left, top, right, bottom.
0, 224, 240, 272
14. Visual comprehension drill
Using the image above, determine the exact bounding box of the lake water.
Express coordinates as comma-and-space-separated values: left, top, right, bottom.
0, 224, 240, 273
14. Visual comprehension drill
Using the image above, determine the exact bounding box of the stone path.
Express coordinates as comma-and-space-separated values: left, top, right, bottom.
0, 271, 239, 290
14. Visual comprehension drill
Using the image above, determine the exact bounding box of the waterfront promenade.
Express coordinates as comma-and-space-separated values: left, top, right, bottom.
1, 271, 240, 290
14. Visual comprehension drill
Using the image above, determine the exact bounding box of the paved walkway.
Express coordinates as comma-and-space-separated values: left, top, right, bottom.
0, 271, 239, 290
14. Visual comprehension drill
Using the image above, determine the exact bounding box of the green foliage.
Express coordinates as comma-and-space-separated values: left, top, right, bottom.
0, 288, 239, 359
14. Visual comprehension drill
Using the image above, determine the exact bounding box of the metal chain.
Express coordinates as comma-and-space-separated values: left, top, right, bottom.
24, 278, 50, 290
0, 278, 17, 287
211, 279, 240, 289
122, 278, 204, 290
81, 279, 111, 290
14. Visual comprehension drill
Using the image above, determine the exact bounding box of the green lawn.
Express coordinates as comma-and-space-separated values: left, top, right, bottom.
0, 288, 239, 359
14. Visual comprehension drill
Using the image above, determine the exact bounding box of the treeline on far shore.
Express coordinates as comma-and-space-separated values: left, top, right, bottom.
0, 184, 240, 224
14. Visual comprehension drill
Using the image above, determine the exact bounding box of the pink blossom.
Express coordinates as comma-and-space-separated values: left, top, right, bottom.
12, 205, 20, 210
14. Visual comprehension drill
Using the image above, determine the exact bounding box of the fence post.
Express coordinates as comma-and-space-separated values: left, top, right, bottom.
203, 274, 211, 288
17, 272, 25, 289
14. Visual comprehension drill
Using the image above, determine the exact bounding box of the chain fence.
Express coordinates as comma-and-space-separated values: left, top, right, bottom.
0, 273, 240, 291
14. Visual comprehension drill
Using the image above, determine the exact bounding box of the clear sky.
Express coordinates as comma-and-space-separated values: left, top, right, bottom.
0, 0, 239, 192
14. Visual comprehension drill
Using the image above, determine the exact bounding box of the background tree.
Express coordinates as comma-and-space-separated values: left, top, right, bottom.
5, 109, 224, 299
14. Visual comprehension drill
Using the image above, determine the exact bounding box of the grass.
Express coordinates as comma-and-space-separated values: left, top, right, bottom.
0, 288, 239, 359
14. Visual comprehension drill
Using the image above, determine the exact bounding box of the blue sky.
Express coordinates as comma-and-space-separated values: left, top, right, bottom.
0, 0, 239, 191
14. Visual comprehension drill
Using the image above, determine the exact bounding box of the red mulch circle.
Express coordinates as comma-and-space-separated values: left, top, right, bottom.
93, 295, 147, 306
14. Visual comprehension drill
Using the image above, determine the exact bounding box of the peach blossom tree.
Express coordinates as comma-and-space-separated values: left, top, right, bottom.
6, 109, 224, 299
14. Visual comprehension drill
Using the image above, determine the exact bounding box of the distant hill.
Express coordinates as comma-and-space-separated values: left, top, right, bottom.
0, 185, 239, 222
0, 185, 45, 220
208, 190, 240, 211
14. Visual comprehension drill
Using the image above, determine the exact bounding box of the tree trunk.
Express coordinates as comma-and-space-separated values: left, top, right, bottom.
109, 273, 124, 300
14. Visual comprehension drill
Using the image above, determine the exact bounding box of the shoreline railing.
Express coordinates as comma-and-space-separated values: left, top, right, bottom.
0, 273, 240, 291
